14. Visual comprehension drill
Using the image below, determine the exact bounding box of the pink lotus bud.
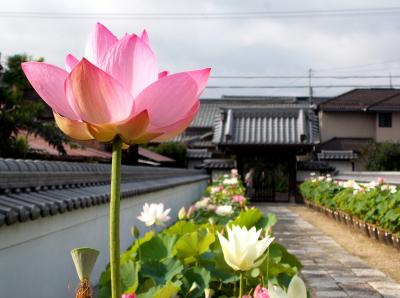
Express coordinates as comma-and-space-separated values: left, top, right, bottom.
122, 294, 136, 298
254, 284, 270, 298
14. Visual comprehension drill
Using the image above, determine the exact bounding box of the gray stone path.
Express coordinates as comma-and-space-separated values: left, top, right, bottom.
258, 205, 400, 298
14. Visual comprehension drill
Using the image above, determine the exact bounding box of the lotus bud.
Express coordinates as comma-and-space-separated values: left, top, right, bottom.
189, 282, 199, 292
204, 288, 213, 298
122, 294, 137, 298
187, 206, 195, 218
178, 207, 187, 220
131, 225, 140, 239
71, 247, 100, 298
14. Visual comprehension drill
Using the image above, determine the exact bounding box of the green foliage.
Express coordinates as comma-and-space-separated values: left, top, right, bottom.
365, 141, 400, 171
0, 54, 69, 157
300, 178, 400, 233
147, 142, 187, 167
98, 175, 304, 297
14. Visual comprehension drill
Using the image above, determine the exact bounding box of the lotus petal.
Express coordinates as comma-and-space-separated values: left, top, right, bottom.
101, 34, 158, 98
158, 70, 169, 79
65, 58, 134, 124
116, 110, 150, 144
53, 112, 94, 140
85, 22, 118, 66
134, 71, 202, 128
141, 29, 150, 46
65, 54, 79, 72
21, 62, 79, 120
287, 275, 307, 298
151, 101, 199, 142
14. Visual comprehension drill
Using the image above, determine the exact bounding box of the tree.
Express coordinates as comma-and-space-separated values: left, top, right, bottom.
0, 54, 69, 157
365, 141, 400, 171
149, 142, 187, 167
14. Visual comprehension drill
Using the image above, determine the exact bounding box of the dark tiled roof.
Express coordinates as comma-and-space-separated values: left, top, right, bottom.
213, 108, 319, 145
319, 137, 372, 152
195, 159, 236, 169
297, 161, 335, 171
369, 93, 400, 111
186, 149, 212, 159
138, 147, 174, 163
318, 150, 358, 160
191, 96, 314, 128
319, 88, 400, 111
0, 158, 208, 227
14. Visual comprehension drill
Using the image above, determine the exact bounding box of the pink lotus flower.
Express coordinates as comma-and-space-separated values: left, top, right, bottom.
22, 23, 210, 145
254, 285, 270, 298
232, 195, 246, 203
122, 294, 136, 298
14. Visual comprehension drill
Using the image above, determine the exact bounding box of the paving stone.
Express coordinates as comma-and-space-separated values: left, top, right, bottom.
257, 204, 400, 298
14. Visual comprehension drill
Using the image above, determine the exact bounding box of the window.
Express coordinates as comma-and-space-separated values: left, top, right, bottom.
378, 112, 392, 128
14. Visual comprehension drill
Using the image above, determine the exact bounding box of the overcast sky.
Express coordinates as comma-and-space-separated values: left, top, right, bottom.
2, 0, 400, 98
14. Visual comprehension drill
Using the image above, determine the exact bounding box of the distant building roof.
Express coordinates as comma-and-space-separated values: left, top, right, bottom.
186, 149, 212, 159
195, 158, 236, 169
26, 133, 174, 163
297, 161, 335, 171
191, 96, 318, 128
318, 150, 358, 160
319, 88, 400, 112
138, 147, 174, 163
27, 134, 112, 161
318, 137, 371, 152
212, 108, 319, 146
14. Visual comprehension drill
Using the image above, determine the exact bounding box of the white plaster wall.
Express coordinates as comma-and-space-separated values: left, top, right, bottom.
0, 180, 207, 298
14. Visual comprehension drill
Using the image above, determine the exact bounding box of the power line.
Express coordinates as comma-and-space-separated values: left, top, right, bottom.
206, 85, 400, 89
211, 75, 400, 79
1, 7, 400, 20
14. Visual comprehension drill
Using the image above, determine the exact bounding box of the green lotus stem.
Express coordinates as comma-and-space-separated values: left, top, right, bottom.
239, 271, 243, 298
110, 137, 122, 298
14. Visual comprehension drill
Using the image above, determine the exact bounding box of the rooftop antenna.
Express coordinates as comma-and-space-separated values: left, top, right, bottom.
308, 68, 313, 103
389, 72, 393, 88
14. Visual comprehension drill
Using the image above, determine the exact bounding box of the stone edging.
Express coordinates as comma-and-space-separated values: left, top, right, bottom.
304, 199, 400, 251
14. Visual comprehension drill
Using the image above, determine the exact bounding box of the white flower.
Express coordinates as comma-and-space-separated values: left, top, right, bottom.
317, 176, 325, 181
310, 172, 316, 177
217, 225, 274, 271
268, 275, 307, 298
137, 203, 171, 227
195, 197, 210, 209
389, 185, 397, 194
326, 177, 332, 182
381, 184, 389, 191
223, 177, 238, 185
343, 180, 355, 188
215, 205, 233, 216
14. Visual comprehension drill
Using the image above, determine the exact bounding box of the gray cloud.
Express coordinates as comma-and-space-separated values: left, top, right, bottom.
2, 0, 400, 98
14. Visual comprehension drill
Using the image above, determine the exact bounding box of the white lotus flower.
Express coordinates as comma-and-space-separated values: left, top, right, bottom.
137, 203, 171, 227
268, 275, 307, 298
217, 225, 274, 271
215, 205, 233, 216
223, 177, 238, 185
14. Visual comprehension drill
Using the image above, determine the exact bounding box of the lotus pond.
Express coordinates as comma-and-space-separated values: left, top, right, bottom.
97, 171, 307, 298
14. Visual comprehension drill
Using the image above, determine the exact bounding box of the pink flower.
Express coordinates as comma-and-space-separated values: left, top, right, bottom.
232, 195, 246, 203
254, 285, 270, 298
22, 23, 210, 145
122, 294, 136, 298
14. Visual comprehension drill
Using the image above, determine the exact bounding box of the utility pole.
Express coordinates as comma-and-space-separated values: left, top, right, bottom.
308, 68, 313, 103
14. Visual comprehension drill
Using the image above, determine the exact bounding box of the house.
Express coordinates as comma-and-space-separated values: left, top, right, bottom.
174, 95, 322, 202
318, 88, 400, 171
